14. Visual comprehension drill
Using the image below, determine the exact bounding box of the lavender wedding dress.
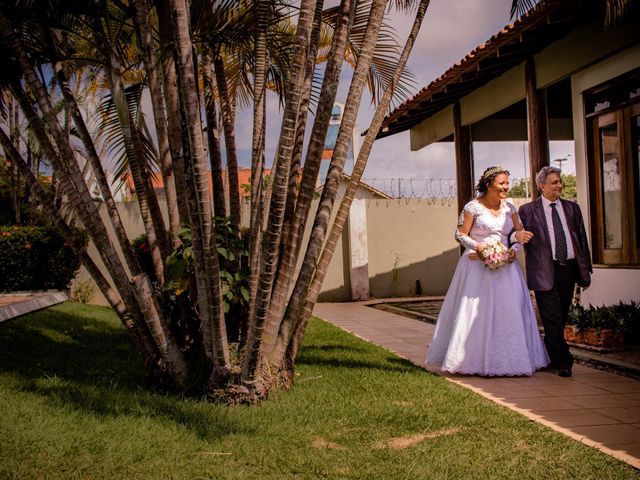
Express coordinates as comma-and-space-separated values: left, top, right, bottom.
426, 200, 549, 376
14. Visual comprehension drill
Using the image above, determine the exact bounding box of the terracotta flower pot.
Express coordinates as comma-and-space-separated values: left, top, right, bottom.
564, 325, 624, 352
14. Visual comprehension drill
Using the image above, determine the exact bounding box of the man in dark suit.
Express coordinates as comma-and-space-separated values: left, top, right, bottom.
514, 166, 592, 378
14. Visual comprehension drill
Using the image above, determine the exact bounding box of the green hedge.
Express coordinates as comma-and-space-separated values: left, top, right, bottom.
0, 226, 81, 292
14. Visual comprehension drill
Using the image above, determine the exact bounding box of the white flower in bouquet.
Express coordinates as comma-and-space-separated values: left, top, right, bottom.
481, 239, 510, 270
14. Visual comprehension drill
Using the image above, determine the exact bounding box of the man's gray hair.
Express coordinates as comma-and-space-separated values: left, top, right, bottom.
536, 166, 562, 187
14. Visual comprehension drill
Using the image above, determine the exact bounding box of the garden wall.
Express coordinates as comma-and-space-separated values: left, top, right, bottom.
73, 198, 528, 305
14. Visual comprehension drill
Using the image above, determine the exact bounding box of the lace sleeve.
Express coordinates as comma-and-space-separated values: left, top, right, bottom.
455, 229, 479, 250
455, 202, 479, 251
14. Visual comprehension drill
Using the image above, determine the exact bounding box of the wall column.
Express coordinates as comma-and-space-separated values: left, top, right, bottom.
348, 197, 370, 300
454, 101, 474, 214
525, 58, 550, 199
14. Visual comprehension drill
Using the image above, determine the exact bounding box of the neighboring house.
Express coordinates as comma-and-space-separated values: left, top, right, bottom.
319, 102, 360, 183
119, 168, 273, 206
377, 0, 640, 306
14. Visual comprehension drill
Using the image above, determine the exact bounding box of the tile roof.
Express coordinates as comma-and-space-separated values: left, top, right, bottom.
377, 0, 587, 139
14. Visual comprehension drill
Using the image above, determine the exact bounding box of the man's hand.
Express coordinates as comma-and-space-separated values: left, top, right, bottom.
515, 230, 534, 244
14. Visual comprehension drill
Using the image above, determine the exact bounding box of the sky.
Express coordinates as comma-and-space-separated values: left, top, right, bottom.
232, 0, 575, 185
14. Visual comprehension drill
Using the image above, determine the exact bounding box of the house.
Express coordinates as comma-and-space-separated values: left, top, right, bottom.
319, 102, 359, 183
377, 0, 640, 306
120, 167, 273, 206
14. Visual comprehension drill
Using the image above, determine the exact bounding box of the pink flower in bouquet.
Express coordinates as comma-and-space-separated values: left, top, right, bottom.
481, 239, 510, 270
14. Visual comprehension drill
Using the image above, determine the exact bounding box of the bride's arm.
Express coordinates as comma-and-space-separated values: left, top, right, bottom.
507, 210, 533, 263
511, 211, 533, 244
455, 210, 485, 258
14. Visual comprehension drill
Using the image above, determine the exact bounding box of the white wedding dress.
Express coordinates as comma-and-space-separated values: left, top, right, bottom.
426, 199, 549, 376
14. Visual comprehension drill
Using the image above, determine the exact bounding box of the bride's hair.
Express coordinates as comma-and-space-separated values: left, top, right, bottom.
475, 166, 510, 196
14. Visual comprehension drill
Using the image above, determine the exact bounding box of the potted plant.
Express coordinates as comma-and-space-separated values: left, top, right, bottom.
565, 303, 625, 352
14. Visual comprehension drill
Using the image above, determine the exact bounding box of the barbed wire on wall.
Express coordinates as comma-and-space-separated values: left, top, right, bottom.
362, 178, 457, 203
350, 176, 534, 206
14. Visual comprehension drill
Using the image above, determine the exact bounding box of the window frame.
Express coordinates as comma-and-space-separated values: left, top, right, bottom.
586, 86, 640, 267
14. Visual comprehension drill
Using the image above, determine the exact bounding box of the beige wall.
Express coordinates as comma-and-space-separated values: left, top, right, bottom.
76, 197, 535, 305
75, 198, 461, 304
365, 198, 458, 298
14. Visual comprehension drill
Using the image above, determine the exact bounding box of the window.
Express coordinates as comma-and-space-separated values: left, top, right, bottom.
586, 68, 640, 266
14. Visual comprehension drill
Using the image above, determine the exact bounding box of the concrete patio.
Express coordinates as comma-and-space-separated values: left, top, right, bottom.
314, 300, 640, 470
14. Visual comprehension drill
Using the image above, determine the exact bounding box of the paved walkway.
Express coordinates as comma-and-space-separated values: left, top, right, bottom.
0, 290, 68, 323
314, 300, 640, 470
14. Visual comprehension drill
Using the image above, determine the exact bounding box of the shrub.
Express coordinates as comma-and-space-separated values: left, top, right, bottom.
0, 226, 81, 292
70, 278, 96, 304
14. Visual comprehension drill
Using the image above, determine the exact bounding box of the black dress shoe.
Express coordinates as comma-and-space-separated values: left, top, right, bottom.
558, 369, 572, 378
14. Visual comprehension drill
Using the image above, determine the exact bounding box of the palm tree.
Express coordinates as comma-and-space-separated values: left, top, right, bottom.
0, 0, 427, 402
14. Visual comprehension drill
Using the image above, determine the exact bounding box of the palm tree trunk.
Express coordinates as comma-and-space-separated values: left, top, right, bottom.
133, 0, 181, 249
106, 57, 167, 284
8, 97, 21, 225
131, 274, 189, 387
275, 0, 388, 361
241, 0, 317, 391
54, 64, 141, 276
213, 55, 241, 229
157, 0, 190, 222
262, 0, 328, 358
169, 0, 231, 383
285, 0, 432, 366
247, 0, 270, 333
202, 57, 227, 219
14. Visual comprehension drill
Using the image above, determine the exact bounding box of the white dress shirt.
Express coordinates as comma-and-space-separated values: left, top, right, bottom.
541, 196, 575, 260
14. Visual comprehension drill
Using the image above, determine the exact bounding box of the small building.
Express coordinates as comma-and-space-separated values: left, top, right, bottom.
377, 0, 640, 307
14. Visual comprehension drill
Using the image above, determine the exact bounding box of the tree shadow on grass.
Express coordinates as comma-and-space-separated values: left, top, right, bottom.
0, 304, 253, 441
296, 345, 419, 373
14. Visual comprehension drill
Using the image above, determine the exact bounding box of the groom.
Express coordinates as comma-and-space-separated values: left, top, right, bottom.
514, 166, 592, 378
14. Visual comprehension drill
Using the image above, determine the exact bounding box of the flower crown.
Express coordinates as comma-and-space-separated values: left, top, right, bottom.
482, 166, 506, 180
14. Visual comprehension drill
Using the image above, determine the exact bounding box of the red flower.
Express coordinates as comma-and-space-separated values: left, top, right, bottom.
1, 231, 10, 237
24, 243, 32, 250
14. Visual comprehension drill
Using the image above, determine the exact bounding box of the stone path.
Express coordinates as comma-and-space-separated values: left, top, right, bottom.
314, 300, 640, 470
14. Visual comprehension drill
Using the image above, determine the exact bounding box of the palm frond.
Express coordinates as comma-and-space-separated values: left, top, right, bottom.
340, 0, 416, 107
510, 0, 539, 20
93, 81, 158, 186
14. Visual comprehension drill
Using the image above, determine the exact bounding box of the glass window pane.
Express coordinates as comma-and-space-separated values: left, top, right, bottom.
600, 123, 622, 249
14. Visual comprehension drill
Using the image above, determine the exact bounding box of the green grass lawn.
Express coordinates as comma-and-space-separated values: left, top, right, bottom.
0, 303, 637, 479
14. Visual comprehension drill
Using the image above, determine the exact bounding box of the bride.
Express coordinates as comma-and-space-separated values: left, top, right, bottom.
426, 166, 549, 376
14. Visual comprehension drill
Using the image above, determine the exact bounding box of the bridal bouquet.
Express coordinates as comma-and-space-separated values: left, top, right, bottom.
481, 239, 510, 270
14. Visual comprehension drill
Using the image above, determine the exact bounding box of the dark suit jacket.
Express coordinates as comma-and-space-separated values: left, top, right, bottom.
518, 198, 592, 291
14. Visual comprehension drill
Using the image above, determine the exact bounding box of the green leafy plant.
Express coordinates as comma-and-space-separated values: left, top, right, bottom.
568, 301, 640, 344
142, 217, 250, 347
